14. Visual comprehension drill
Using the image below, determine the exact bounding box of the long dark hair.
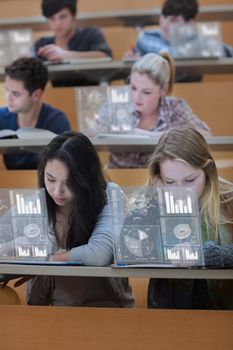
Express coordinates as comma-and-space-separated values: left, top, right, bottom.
38, 131, 107, 249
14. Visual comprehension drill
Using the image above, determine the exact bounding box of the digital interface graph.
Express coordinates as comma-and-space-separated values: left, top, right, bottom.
0, 188, 50, 261
108, 186, 204, 266
10, 190, 43, 216
15, 193, 41, 215
164, 190, 192, 214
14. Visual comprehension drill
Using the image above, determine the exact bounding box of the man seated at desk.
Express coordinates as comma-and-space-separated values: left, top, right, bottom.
0, 57, 71, 170
124, 0, 233, 82
35, 0, 112, 62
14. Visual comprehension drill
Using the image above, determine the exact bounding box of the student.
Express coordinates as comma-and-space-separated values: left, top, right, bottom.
147, 127, 233, 309
0, 57, 71, 170
128, 0, 199, 59
35, 0, 112, 62
96, 52, 210, 168
124, 0, 233, 81
26, 131, 134, 307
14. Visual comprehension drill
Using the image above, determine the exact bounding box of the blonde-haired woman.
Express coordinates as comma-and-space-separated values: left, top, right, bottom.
147, 127, 233, 309
97, 52, 210, 168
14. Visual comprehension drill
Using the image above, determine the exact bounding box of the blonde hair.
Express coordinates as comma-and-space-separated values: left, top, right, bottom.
148, 127, 233, 240
130, 51, 175, 94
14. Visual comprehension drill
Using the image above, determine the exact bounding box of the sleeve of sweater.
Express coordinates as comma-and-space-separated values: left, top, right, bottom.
69, 183, 124, 266
203, 240, 233, 267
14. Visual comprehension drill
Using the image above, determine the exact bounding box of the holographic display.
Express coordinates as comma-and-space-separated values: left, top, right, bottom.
108, 186, 204, 266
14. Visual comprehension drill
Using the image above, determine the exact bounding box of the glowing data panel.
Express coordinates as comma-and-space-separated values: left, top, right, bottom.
110, 88, 129, 103
0, 188, 50, 261
15, 193, 41, 215
108, 186, 204, 266
164, 190, 192, 214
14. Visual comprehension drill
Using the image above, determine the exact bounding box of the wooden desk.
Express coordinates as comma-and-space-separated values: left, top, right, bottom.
0, 138, 51, 154
0, 264, 232, 280
0, 306, 232, 350
0, 59, 233, 85
0, 5, 232, 30
47, 58, 233, 85
93, 135, 233, 153
0, 136, 233, 155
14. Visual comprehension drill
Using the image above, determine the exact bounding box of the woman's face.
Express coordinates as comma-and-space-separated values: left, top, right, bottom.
159, 159, 206, 199
130, 72, 165, 116
44, 159, 74, 209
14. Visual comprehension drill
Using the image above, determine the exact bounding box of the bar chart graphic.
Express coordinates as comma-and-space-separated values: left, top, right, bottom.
166, 248, 180, 260
33, 246, 48, 258
164, 190, 192, 214
15, 245, 31, 258
110, 88, 129, 104
15, 193, 41, 215
183, 248, 199, 261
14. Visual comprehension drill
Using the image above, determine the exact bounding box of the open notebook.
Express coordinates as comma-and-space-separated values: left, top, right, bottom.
108, 186, 205, 268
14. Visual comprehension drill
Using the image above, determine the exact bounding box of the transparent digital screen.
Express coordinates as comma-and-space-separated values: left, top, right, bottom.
76, 85, 134, 135
108, 186, 204, 266
169, 21, 223, 59
0, 29, 33, 66
0, 188, 50, 261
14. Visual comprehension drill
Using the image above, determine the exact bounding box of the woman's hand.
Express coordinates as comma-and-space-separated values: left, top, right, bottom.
51, 250, 70, 261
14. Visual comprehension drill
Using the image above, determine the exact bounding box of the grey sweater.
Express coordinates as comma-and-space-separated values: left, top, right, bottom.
27, 183, 134, 307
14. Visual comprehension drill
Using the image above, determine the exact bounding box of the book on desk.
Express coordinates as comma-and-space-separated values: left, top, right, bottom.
0, 128, 57, 140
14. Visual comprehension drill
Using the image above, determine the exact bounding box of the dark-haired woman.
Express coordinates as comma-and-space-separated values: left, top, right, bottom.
27, 131, 134, 307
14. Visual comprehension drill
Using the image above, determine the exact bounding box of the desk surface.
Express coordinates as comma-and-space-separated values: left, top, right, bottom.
93, 135, 233, 153
0, 138, 52, 154
0, 136, 232, 154
0, 264, 232, 280
0, 5, 232, 30
0, 58, 233, 85
48, 58, 233, 85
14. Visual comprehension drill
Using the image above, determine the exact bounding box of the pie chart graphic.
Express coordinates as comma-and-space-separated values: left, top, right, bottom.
24, 223, 40, 238
124, 228, 153, 257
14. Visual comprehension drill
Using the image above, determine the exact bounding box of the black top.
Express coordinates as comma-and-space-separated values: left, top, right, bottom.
35, 27, 112, 58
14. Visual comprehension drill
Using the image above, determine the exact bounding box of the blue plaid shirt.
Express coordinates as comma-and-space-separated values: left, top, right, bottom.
136, 29, 173, 55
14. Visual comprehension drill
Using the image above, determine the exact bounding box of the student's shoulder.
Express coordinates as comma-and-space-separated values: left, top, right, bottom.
0, 108, 16, 122
138, 29, 162, 39
39, 103, 70, 128
106, 182, 124, 200
0, 107, 12, 117
162, 96, 189, 109
106, 181, 122, 191
34, 36, 54, 48
78, 26, 104, 34
40, 103, 67, 118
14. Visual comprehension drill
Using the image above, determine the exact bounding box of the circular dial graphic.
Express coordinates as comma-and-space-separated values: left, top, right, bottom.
173, 223, 191, 239
24, 223, 40, 238
124, 228, 153, 257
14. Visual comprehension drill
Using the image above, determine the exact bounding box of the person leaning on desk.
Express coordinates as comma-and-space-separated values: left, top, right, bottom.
18, 131, 134, 307
95, 52, 210, 168
124, 0, 233, 82
35, 0, 112, 62
145, 128, 233, 310
0, 57, 71, 170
